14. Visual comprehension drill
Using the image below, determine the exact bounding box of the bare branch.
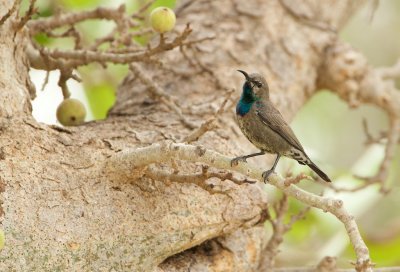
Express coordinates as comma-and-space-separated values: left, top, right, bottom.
41, 71, 50, 91
379, 59, 400, 79
144, 164, 256, 194
36, 31, 185, 64
284, 173, 311, 186
362, 118, 386, 145
17, 0, 38, 29
28, 24, 193, 70
364, 118, 400, 193
57, 69, 76, 99
367, 0, 379, 23
135, 0, 157, 16
27, 4, 130, 34
106, 142, 373, 271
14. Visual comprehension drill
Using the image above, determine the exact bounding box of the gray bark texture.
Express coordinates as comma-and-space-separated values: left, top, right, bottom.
0, 0, 367, 271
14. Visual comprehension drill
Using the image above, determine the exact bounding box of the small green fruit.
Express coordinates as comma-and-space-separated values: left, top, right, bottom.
56, 98, 86, 126
150, 7, 176, 34
0, 229, 4, 250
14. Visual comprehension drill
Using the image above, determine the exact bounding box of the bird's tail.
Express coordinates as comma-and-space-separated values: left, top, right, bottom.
306, 161, 331, 182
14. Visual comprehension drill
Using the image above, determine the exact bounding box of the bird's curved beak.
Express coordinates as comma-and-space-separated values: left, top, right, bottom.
237, 70, 250, 81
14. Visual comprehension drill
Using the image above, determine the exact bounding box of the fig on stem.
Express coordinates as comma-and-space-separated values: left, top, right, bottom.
56, 98, 86, 126
150, 7, 176, 34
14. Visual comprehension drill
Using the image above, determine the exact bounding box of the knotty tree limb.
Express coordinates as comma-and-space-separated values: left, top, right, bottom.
106, 142, 373, 271
318, 42, 400, 193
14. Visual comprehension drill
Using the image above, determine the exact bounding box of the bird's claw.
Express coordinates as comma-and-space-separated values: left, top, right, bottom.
230, 156, 247, 167
262, 170, 274, 183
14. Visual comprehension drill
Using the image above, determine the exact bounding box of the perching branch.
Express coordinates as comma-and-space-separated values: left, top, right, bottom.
106, 142, 373, 272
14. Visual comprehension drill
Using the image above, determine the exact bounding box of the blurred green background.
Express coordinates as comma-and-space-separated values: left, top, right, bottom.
27, 0, 400, 268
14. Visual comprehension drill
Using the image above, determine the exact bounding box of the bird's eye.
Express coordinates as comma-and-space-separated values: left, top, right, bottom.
253, 81, 262, 88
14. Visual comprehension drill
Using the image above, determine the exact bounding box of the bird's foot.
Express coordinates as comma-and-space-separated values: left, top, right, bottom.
230, 156, 248, 167
262, 169, 274, 183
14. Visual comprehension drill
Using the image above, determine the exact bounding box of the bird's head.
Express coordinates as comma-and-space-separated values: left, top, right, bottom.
237, 70, 269, 99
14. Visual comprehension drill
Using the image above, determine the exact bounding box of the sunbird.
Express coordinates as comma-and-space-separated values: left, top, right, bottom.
232, 70, 331, 182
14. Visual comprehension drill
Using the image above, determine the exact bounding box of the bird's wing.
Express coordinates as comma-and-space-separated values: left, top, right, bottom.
255, 101, 305, 152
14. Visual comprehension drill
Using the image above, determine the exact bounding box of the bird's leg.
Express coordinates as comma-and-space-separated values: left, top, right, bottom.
230, 151, 265, 167
262, 154, 281, 183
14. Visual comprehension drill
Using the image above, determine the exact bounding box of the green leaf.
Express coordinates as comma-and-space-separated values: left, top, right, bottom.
85, 84, 115, 119
34, 33, 53, 45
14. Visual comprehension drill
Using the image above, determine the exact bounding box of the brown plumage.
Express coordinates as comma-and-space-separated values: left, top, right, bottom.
232, 70, 331, 182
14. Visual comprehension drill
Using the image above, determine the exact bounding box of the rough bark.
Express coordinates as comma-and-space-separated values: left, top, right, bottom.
0, 0, 372, 271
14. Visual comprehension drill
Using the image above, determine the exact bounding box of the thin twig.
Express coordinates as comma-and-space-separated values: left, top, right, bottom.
368, 0, 379, 23
362, 118, 377, 145
41, 71, 50, 91
136, 0, 157, 15
27, 4, 129, 34
58, 69, 73, 99
145, 164, 256, 194
17, 0, 38, 29
367, 118, 400, 192
29, 24, 193, 70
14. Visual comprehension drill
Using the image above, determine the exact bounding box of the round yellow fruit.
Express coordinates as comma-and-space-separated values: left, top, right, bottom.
150, 7, 176, 33
56, 98, 86, 126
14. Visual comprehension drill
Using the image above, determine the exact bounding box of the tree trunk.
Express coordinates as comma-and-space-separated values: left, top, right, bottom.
0, 0, 371, 271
